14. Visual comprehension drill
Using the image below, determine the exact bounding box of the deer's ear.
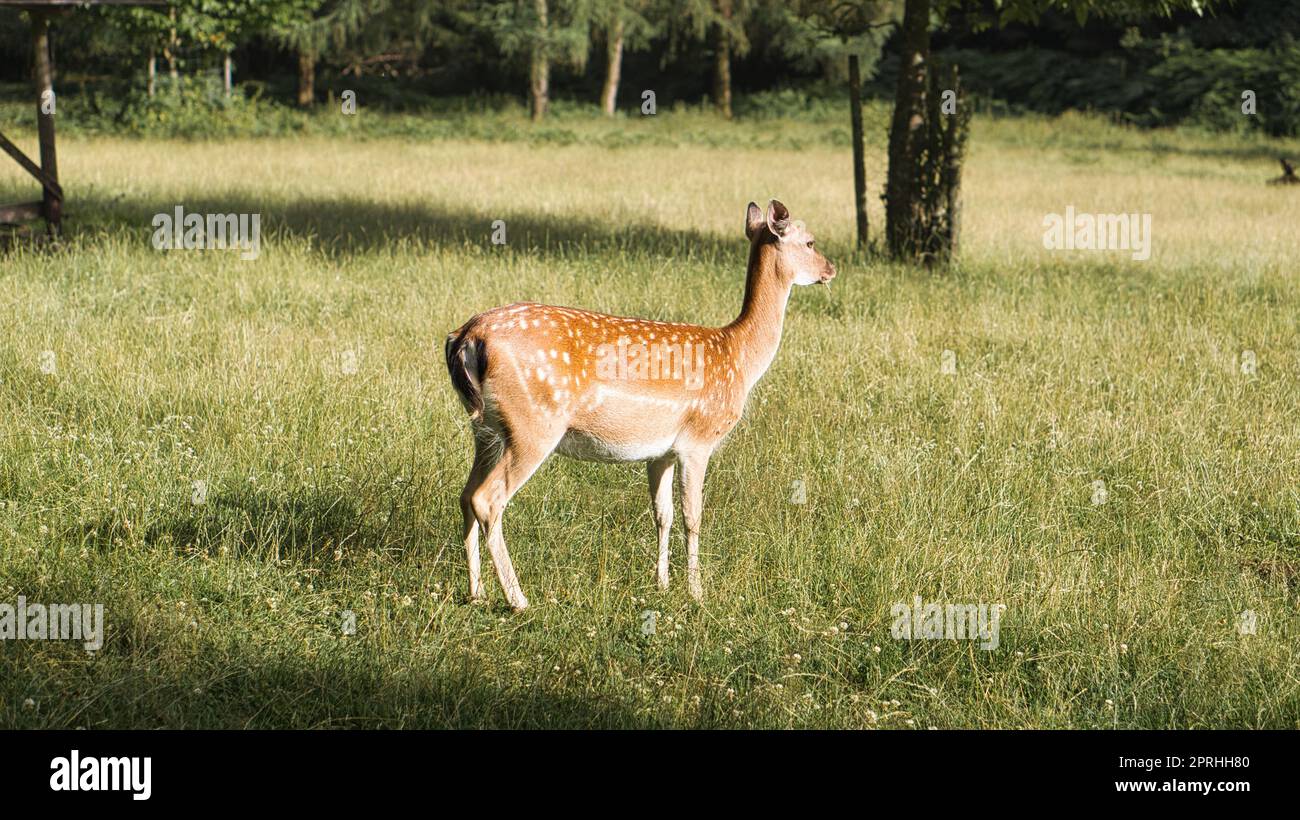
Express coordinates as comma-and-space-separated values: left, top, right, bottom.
766, 200, 791, 237
745, 202, 764, 240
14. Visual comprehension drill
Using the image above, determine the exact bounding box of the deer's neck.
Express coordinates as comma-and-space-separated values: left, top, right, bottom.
724, 243, 792, 392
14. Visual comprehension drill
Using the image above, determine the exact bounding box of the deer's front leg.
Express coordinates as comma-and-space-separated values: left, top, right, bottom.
678, 450, 710, 602
647, 456, 676, 590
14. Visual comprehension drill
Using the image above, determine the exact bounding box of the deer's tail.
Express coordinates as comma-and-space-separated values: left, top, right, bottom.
445, 327, 486, 420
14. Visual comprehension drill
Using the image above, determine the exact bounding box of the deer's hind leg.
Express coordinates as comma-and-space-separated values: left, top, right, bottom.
460, 430, 499, 602
468, 420, 564, 612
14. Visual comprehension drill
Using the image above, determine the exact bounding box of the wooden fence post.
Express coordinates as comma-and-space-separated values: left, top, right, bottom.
32, 10, 61, 235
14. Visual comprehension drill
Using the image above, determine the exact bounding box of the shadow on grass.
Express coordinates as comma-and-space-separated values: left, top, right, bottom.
81, 483, 436, 566
1, 638, 668, 729
1, 594, 669, 728
51, 188, 749, 262
1043, 139, 1299, 168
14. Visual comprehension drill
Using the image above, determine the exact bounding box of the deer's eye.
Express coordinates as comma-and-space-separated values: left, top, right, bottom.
806, 241, 815, 249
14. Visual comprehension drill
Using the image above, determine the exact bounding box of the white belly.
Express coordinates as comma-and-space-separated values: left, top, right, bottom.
554, 429, 675, 463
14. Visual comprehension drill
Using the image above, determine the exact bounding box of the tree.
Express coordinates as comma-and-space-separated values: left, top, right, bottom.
532, 0, 551, 120
884, 0, 938, 260
670, 0, 754, 119
272, 0, 490, 107
478, 0, 590, 121
266, 0, 354, 107
595, 0, 656, 115
102, 1, 288, 97
883, 0, 1220, 263
93, 6, 173, 96
186, 1, 275, 96
786, 1, 898, 250
711, 0, 734, 117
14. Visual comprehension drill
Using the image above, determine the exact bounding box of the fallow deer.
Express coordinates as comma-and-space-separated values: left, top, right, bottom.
444, 200, 836, 610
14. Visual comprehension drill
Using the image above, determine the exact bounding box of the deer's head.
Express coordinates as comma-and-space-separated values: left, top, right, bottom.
744, 200, 837, 287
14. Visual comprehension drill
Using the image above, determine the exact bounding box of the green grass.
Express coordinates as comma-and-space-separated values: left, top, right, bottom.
1, 103, 1298, 728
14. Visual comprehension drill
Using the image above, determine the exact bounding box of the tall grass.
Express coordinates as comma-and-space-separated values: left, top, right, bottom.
0, 105, 1297, 728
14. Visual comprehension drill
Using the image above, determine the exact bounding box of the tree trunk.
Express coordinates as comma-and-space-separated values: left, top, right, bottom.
885, 0, 930, 259
530, 0, 550, 121
937, 64, 969, 260
165, 8, 179, 89
297, 49, 316, 107
848, 53, 868, 249
711, 0, 732, 119
601, 18, 624, 116
223, 54, 232, 97
147, 50, 156, 98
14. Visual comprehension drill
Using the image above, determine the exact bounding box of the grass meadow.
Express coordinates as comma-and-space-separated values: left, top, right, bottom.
2, 102, 1299, 728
